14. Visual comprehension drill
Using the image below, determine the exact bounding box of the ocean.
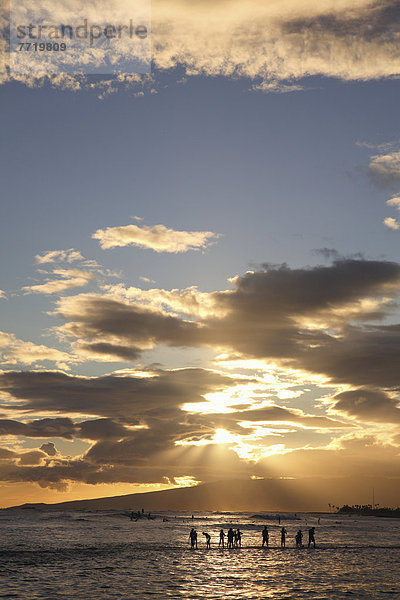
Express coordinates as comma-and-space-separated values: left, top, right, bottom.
0, 509, 399, 599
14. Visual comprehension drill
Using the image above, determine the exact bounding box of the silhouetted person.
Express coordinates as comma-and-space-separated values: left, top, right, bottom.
203, 532, 211, 548
278, 515, 281, 524
281, 527, 287, 547
318, 517, 320, 525
308, 527, 316, 548
189, 528, 198, 549
130, 511, 134, 521
295, 529, 303, 547
227, 527, 234, 548
219, 529, 225, 548
236, 529, 242, 547
262, 526, 269, 547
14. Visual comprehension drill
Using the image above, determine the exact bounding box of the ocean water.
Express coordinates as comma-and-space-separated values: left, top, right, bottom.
0, 509, 399, 599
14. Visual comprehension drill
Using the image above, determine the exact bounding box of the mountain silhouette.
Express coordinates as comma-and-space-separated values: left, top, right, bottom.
6, 476, 399, 511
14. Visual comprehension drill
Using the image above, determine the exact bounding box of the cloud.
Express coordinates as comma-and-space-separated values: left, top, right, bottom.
384, 195, 400, 230
0, 367, 258, 485
386, 195, 400, 209
54, 293, 203, 352
312, 248, 340, 261
0, 368, 240, 422
0, 369, 395, 490
73, 341, 143, 362
0, 417, 76, 439
103, 283, 225, 318
0, 446, 48, 467
0, 366, 349, 479
383, 217, 399, 230
0, 428, 396, 490
22, 268, 95, 295
369, 150, 400, 185
181, 405, 350, 442
23, 249, 120, 296
39, 442, 58, 456
0, 330, 76, 368
92, 222, 220, 253
77, 418, 132, 441
52, 259, 400, 389
3, 0, 400, 90
332, 388, 400, 423
251, 81, 305, 94
2, 258, 400, 489
152, 0, 400, 83
35, 249, 84, 264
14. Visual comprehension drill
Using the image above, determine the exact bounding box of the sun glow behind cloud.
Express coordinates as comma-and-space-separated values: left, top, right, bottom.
175, 426, 293, 461
182, 381, 269, 414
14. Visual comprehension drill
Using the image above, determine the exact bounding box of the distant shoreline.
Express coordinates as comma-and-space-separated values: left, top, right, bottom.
337, 505, 400, 518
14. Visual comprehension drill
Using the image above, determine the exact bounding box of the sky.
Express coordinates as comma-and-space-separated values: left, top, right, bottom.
0, 0, 400, 509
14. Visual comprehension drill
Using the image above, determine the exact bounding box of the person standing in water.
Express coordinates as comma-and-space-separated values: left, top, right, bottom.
308, 527, 316, 548
295, 529, 303, 547
227, 528, 234, 548
280, 527, 287, 547
203, 532, 211, 548
236, 529, 242, 548
262, 526, 269, 547
189, 528, 198, 549
219, 529, 225, 548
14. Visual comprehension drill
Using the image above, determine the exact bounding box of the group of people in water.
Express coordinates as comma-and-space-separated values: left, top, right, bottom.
189, 525, 316, 549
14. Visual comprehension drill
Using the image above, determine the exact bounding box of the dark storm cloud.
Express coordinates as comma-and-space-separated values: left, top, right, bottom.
0, 441, 249, 489
0, 417, 75, 439
0, 368, 237, 422
0, 416, 135, 442
0, 363, 354, 488
332, 388, 400, 422
77, 342, 143, 361
1, 258, 400, 488
0, 367, 254, 481
40, 442, 58, 456
77, 418, 132, 440
79, 402, 347, 470
0, 431, 398, 489
297, 324, 400, 387
17, 451, 47, 466
57, 295, 203, 348
58, 259, 400, 389
0, 446, 47, 466
221, 259, 400, 317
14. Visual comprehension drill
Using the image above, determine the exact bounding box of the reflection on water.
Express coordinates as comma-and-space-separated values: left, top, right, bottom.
0, 510, 399, 599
